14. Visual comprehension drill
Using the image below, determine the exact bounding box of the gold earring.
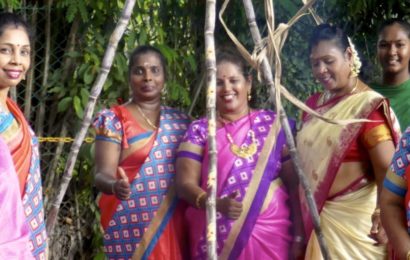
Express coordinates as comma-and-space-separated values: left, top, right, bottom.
350, 63, 358, 78
247, 91, 251, 101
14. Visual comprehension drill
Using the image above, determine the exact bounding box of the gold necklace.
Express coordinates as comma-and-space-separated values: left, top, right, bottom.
226, 129, 257, 159
219, 109, 257, 159
136, 104, 158, 129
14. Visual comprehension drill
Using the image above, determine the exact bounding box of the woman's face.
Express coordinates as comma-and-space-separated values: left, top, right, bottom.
129, 52, 165, 102
216, 61, 251, 116
377, 23, 410, 76
310, 40, 352, 92
0, 26, 31, 89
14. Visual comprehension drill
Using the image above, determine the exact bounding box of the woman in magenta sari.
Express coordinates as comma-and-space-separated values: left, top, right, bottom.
176, 48, 304, 259
93, 45, 190, 259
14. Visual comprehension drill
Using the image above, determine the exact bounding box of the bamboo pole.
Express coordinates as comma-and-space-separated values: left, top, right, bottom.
46, 0, 137, 235
204, 0, 218, 259
241, 0, 330, 259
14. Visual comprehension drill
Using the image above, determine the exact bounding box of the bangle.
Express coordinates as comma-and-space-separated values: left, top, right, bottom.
293, 235, 304, 243
195, 191, 207, 209
373, 207, 381, 216
407, 250, 410, 260
111, 181, 116, 195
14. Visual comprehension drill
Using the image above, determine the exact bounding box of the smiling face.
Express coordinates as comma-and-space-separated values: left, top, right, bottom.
0, 26, 31, 90
216, 61, 251, 117
377, 23, 410, 81
310, 40, 353, 93
129, 52, 165, 103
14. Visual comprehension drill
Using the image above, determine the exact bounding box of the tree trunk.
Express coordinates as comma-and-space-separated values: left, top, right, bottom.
204, 0, 218, 259
46, 0, 137, 235
24, 6, 38, 119
35, 0, 53, 136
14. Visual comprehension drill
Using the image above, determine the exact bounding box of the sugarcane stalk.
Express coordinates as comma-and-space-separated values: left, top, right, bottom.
45, 0, 136, 235
204, 0, 218, 259
241, 0, 330, 259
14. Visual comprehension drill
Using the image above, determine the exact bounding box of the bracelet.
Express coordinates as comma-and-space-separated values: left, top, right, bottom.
111, 181, 116, 195
293, 235, 304, 243
195, 191, 207, 209
407, 250, 410, 260
373, 207, 381, 216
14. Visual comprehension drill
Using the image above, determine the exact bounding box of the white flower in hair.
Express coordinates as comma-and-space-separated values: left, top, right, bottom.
347, 37, 362, 77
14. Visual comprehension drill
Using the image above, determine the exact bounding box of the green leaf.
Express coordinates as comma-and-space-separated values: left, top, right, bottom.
58, 97, 72, 112
73, 96, 84, 118
83, 67, 94, 85
80, 88, 89, 106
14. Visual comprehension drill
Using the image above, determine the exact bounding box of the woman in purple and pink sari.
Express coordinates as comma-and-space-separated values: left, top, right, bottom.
176, 48, 304, 260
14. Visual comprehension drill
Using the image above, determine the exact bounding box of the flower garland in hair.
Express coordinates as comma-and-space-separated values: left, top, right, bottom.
347, 37, 362, 77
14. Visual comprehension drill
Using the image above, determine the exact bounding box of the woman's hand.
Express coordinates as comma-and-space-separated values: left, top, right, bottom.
112, 167, 131, 200
216, 191, 243, 219
369, 210, 388, 245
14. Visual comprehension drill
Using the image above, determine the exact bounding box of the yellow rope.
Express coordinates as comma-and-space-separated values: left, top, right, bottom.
38, 136, 94, 143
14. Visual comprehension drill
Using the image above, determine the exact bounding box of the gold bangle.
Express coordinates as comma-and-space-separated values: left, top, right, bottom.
407, 250, 410, 260
195, 191, 207, 209
373, 207, 381, 216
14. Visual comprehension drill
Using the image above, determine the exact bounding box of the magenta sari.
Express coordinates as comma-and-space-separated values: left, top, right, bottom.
178, 110, 293, 260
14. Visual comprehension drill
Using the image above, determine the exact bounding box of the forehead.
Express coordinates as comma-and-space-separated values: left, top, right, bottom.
0, 26, 30, 45
310, 40, 344, 60
216, 61, 242, 77
379, 24, 410, 42
132, 52, 162, 67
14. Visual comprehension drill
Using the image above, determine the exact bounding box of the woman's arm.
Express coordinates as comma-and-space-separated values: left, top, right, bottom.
381, 188, 410, 259
94, 140, 130, 200
176, 157, 242, 219
368, 140, 395, 244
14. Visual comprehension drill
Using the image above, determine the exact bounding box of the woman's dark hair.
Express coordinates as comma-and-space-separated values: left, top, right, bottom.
308, 24, 350, 54
216, 47, 251, 78
378, 18, 410, 38
128, 45, 167, 79
0, 12, 32, 41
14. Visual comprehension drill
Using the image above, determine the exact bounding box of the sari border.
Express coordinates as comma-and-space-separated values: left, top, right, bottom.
219, 119, 280, 260
132, 186, 177, 260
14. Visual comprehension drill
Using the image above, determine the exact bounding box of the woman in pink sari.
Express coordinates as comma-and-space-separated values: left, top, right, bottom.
0, 137, 33, 259
176, 48, 304, 259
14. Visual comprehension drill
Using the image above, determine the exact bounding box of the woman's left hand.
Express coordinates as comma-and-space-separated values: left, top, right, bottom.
369, 211, 388, 245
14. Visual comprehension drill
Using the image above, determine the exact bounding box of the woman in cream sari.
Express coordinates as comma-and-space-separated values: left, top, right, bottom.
297, 24, 400, 259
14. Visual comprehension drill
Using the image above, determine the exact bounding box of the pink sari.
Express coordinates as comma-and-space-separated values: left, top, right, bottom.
0, 137, 33, 259
179, 110, 293, 259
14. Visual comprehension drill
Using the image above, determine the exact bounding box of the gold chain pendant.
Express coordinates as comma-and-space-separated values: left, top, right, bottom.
226, 130, 257, 159
230, 142, 257, 159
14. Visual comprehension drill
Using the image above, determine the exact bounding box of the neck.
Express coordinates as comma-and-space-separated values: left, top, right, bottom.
219, 106, 250, 123
330, 77, 358, 97
0, 88, 9, 108
131, 98, 161, 110
383, 71, 410, 86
